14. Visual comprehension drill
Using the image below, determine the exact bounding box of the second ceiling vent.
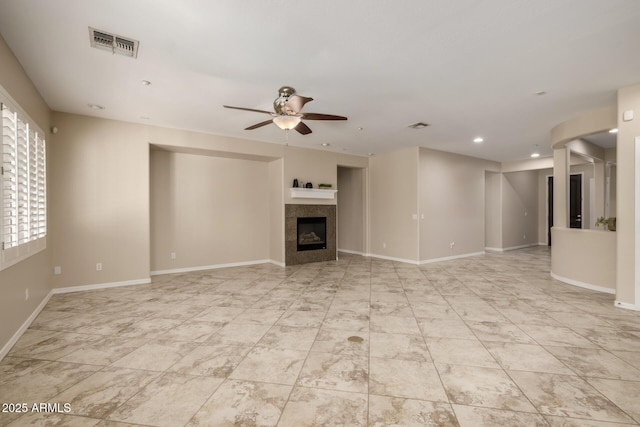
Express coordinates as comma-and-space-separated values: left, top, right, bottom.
89, 27, 139, 58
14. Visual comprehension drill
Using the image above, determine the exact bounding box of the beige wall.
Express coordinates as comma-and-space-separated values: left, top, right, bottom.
370, 147, 419, 261
538, 168, 553, 244
268, 159, 285, 264
337, 166, 365, 253
0, 36, 52, 352
419, 148, 500, 261
617, 83, 640, 306
50, 113, 150, 287
484, 172, 502, 249
551, 227, 616, 292
501, 171, 539, 249
150, 150, 271, 271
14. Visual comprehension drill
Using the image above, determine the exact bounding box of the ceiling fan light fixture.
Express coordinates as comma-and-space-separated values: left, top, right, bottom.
273, 115, 301, 130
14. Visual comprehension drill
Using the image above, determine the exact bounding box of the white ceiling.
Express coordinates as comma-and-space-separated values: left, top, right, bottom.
1, 0, 638, 161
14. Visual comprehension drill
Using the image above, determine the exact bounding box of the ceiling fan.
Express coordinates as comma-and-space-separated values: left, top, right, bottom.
223, 86, 347, 135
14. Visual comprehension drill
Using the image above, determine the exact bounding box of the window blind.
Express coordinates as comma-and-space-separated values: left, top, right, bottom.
0, 91, 47, 270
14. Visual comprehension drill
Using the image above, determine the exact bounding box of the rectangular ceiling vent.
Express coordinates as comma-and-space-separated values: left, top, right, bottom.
408, 122, 430, 129
89, 27, 139, 58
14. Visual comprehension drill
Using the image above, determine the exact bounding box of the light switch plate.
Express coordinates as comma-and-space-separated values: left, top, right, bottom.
623, 110, 633, 121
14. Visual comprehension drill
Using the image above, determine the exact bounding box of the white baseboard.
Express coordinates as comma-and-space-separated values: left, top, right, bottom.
337, 249, 366, 256
0, 290, 54, 361
151, 259, 277, 276
367, 253, 419, 265
53, 278, 151, 294
614, 300, 640, 311
484, 244, 541, 253
419, 251, 485, 265
550, 271, 616, 295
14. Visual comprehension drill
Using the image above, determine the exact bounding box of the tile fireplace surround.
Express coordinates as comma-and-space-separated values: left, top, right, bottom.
285, 204, 336, 265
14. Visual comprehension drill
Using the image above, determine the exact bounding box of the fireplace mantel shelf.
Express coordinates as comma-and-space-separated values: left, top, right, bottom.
290, 188, 338, 199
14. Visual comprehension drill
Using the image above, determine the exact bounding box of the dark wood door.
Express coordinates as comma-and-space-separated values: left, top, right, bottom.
569, 174, 582, 229
548, 174, 582, 245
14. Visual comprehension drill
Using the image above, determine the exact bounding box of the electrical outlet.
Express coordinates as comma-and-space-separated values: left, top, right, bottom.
523, 234, 527, 240
412, 213, 418, 220
171, 252, 176, 260
96, 262, 102, 271
25, 288, 29, 301
54, 266, 61, 275
383, 242, 387, 249
450, 242, 455, 249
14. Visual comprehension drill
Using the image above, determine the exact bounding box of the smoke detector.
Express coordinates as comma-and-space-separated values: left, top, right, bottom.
89, 27, 139, 58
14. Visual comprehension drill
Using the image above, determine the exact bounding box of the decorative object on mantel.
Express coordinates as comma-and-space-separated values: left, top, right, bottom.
318, 183, 332, 188
305, 182, 313, 188
223, 86, 347, 136
595, 216, 616, 231
290, 187, 338, 200
293, 179, 299, 188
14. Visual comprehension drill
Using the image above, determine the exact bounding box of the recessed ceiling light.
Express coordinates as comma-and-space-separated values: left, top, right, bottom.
88, 104, 105, 110
321, 143, 330, 147
141, 80, 151, 86
535, 91, 547, 96
609, 128, 618, 133
140, 116, 150, 120
368, 152, 374, 156
408, 122, 429, 129
531, 153, 540, 158
357, 127, 364, 131
473, 137, 483, 143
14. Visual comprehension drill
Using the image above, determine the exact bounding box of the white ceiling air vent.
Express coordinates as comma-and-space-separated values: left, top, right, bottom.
408, 122, 429, 129
89, 27, 139, 58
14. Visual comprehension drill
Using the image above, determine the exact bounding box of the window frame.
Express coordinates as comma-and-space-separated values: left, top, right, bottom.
1, 85, 47, 271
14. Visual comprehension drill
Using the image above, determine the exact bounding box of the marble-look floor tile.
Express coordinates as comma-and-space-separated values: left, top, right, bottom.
586, 378, 640, 423
370, 314, 422, 335
161, 320, 226, 342
369, 302, 415, 317
278, 387, 367, 427
321, 313, 369, 332
411, 302, 461, 320
508, 371, 635, 423
572, 327, 640, 352
276, 310, 326, 328
369, 357, 447, 402
452, 404, 547, 427
258, 325, 319, 351
426, 337, 499, 368
436, 364, 536, 412
0, 356, 51, 385
516, 324, 599, 348
484, 342, 574, 375
230, 346, 307, 385
205, 322, 272, 346
107, 372, 222, 426
169, 343, 251, 378
310, 328, 369, 356
545, 346, 640, 380
115, 318, 185, 340
52, 367, 160, 419
10, 332, 104, 361
297, 351, 368, 393
370, 332, 431, 361
611, 350, 640, 371
110, 340, 197, 371
57, 336, 146, 366
368, 395, 458, 426
188, 379, 291, 427
232, 308, 286, 325
6, 412, 101, 426
544, 415, 639, 426
419, 318, 476, 340
466, 321, 535, 344
0, 361, 100, 404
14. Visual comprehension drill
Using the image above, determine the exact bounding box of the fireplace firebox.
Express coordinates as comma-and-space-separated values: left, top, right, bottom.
297, 217, 327, 251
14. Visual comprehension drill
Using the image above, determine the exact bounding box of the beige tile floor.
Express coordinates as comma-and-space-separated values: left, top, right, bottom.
1, 247, 640, 426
